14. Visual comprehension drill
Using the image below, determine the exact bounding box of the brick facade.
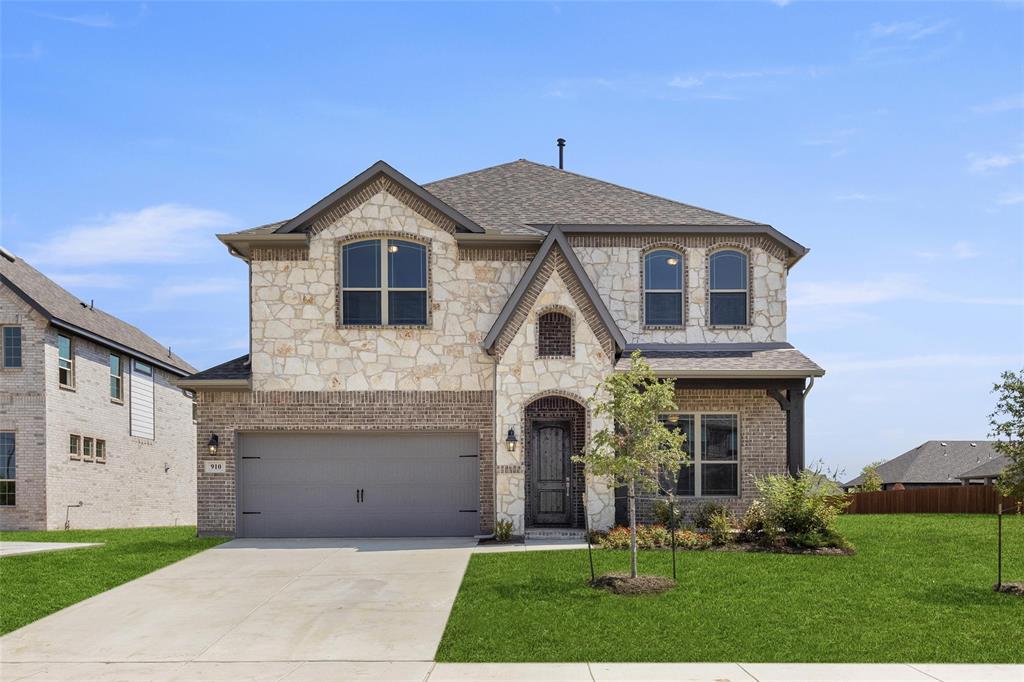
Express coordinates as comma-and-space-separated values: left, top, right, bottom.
536, 311, 573, 358
194, 389, 494, 536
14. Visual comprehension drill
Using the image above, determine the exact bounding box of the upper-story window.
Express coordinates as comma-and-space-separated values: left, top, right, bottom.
2, 326, 21, 368
709, 250, 748, 326
57, 334, 74, 388
341, 239, 427, 326
644, 249, 684, 326
109, 354, 123, 401
537, 311, 573, 358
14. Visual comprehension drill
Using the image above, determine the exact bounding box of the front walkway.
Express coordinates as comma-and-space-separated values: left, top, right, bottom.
0, 541, 102, 557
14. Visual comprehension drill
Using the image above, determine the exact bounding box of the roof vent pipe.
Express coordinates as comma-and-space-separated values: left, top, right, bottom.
557, 138, 566, 169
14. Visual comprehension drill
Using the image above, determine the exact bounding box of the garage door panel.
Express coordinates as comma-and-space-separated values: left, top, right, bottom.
237, 432, 479, 538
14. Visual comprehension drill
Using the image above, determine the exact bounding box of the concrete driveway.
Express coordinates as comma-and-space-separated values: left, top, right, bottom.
1, 537, 475, 680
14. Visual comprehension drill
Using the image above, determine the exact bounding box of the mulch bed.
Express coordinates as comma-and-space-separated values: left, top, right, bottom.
596, 542, 855, 556
590, 573, 676, 595
994, 582, 1024, 596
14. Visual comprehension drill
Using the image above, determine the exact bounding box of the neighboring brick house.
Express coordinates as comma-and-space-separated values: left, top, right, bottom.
179, 158, 824, 538
0, 249, 197, 530
842, 441, 1005, 491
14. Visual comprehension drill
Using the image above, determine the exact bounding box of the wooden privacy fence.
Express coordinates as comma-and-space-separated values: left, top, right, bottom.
844, 485, 1021, 514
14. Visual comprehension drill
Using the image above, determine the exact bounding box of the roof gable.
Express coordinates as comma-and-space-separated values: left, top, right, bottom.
275, 160, 485, 235
483, 227, 626, 357
0, 252, 195, 376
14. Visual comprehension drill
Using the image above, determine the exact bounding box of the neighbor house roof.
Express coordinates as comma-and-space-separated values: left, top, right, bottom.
0, 249, 195, 376
179, 354, 250, 388
956, 454, 1009, 481
618, 343, 824, 378
844, 441, 1000, 489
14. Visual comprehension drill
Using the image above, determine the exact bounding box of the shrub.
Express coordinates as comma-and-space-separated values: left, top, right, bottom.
748, 472, 850, 549
652, 499, 684, 527
692, 501, 729, 530
595, 524, 711, 550
707, 508, 734, 545
494, 519, 514, 542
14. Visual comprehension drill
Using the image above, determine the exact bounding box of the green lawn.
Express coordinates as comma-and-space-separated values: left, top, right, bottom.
436, 515, 1024, 663
0, 526, 227, 635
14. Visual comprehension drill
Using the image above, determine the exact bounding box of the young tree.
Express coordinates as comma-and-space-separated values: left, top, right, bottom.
574, 351, 688, 578
856, 461, 884, 492
990, 370, 1024, 499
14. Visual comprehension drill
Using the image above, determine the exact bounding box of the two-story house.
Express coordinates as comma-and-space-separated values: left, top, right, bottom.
179, 159, 824, 538
0, 248, 197, 530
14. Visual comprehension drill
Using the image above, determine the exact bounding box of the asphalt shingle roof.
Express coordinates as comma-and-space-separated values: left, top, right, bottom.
423, 159, 764, 235
844, 441, 1001, 488
0, 250, 195, 375
185, 354, 250, 381
956, 454, 1009, 480
617, 343, 824, 377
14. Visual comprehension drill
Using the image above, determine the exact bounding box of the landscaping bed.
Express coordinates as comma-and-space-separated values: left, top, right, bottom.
436, 514, 1024, 663
0, 526, 227, 635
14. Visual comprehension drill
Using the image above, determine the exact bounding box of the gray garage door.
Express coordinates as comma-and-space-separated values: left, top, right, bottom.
237, 432, 479, 538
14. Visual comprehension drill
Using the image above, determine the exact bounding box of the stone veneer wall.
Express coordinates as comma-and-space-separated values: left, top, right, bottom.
43, 330, 196, 530
249, 190, 528, 392
495, 269, 615, 533
631, 386, 788, 524
195, 389, 494, 536
572, 234, 787, 344
0, 287, 47, 530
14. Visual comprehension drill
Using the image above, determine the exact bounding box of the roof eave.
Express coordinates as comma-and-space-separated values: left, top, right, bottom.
643, 369, 826, 379
175, 378, 251, 391
274, 160, 486, 235
49, 318, 193, 377
216, 232, 308, 260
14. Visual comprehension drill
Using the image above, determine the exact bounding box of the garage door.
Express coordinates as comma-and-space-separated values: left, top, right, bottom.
236, 432, 479, 538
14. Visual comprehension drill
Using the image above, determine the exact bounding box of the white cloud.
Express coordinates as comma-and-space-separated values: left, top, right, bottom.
27, 204, 236, 267
790, 274, 1022, 308
997, 191, 1024, 206
867, 20, 950, 41
151, 278, 243, 303
967, 152, 1024, 174
769, 0, 792, 6
48, 272, 131, 289
915, 240, 981, 261
822, 353, 1022, 373
34, 12, 116, 28
4, 43, 44, 61
832, 192, 884, 202
972, 94, 1024, 114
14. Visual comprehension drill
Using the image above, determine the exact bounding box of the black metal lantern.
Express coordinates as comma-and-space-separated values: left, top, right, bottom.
505, 427, 518, 453
207, 434, 219, 455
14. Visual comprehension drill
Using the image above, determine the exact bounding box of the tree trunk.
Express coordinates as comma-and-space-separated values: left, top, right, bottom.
628, 477, 638, 578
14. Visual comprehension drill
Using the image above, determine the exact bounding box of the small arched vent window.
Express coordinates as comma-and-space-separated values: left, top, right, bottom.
537, 311, 573, 358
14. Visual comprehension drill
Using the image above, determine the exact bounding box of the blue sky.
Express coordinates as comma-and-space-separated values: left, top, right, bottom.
2, 1, 1022, 480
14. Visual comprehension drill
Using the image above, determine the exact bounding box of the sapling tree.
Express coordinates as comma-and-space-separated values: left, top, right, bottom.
856, 461, 884, 493
574, 351, 688, 578
990, 369, 1024, 500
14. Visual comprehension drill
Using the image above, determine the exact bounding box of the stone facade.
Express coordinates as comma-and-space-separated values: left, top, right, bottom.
194, 389, 493, 535
0, 285, 197, 531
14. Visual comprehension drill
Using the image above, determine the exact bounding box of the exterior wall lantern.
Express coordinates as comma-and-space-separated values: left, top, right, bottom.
505, 427, 518, 453
207, 434, 220, 455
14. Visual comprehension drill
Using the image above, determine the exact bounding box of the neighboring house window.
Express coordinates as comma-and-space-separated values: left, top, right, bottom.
2, 326, 22, 368
70, 434, 81, 460
661, 414, 740, 497
109, 354, 123, 401
0, 432, 14, 506
709, 250, 748, 326
83, 437, 94, 462
130, 360, 156, 440
95, 439, 106, 463
57, 334, 74, 387
340, 238, 427, 325
644, 249, 684, 326
537, 311, 573, 358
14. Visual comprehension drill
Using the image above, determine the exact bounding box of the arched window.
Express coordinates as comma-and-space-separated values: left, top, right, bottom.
340, 238, 427, 325
537, 311, 573, 358
644, 249, 684, 326
709, 250, 748, 326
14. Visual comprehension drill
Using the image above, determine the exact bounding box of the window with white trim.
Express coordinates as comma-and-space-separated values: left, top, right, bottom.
0, 432, 14, 506
644, 249, 684, 326
83, 436, 94, 462
2, 326, 22, 368
660, 413, 739, 497
95, 439, 106, 463
709, 250, 748, 326
109, 354, 123, 401
57, 334, 74, 387
70, 434, 81, 460
340, 238, 427, 326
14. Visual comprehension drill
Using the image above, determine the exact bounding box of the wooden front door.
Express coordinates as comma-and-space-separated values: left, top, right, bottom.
531, 421, 571, 525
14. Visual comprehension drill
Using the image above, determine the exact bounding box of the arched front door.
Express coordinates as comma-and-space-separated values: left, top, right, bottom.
531, 421, 571, 525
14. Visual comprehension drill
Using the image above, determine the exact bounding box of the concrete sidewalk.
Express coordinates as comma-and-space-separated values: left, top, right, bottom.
1, 661, 1020, 681
0, 541, 101, 557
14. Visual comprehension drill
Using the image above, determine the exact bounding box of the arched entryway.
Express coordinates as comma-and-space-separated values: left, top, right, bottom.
523, 394, 588, 528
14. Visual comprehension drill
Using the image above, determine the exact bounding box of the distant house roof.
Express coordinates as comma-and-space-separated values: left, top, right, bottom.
956, 454, 1009, 481
0, 249, 195, 376
620, 343, 824, 378
844, 441, 1001, 489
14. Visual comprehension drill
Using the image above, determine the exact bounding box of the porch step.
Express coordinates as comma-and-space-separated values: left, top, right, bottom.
525, 527, 587, 541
